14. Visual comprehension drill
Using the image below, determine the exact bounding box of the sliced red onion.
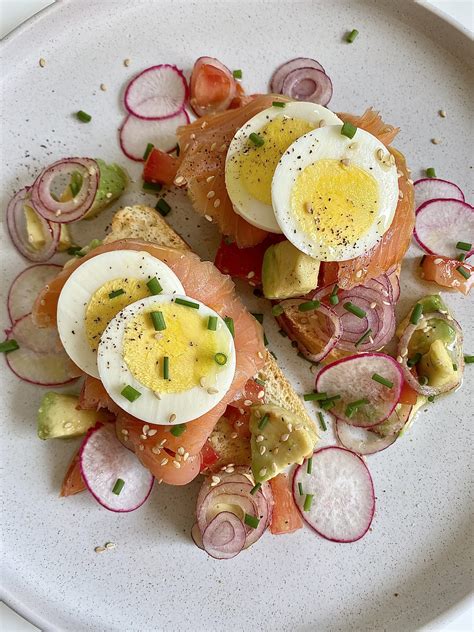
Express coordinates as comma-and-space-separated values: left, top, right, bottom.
414, 198, 474, 259
414, 177, 464, 211
30, 158, 99, 223
6, 187, 60, 262
191, 523, 204, 549
270, 57, 326, 93
124, 64, 189, 120
7, 263, 61, 323
388, 270, 401, 303
281, 67, 333, 106
202, 512, 246, 559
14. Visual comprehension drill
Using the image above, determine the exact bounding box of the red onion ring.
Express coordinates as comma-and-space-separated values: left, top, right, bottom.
6, 187, 60, 262
270, 57, 326, 93
30, 157, 99, 223
281, 67, 333, 106
202, 512, 246, 559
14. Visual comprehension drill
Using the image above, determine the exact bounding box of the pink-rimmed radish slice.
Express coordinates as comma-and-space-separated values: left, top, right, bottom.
7, 263, 61, 323
189, 57, 236, 117
80, 423, 154, 512
119, 110, 190, 162
281, 67, 333, 106
336, 421, 397, 455
270, 57, 325, 94
315, 353, 403, 427
7, 313, 63, 353
5, 344, 81, 386
414, 198, 474, 258
202, 512, 246, 560
414, 177, 464, 211
7, 187, 60, 262
124, 64, 188, 120
292, 447, 375, 542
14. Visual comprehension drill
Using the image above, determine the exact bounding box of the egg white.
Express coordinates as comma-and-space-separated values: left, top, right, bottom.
97, 295, 236, 425
57, 250, 184, 378
225, 101, 342, 232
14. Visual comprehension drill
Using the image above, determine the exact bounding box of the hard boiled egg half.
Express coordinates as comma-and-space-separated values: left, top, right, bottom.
57, 250, 184, 378
225, 101, 342, 232
97, 295, 236, 424
271, 124, 399, 261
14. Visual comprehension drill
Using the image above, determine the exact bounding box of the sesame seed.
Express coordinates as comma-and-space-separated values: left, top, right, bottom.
370, 301, 377, 308
340, 158, 350, 167
376, 148, 384, 161
434, 258, 443, 264
220, 143, 227, 151
121, 429, 129, 435
407, 178, 414, 185
258, 351, 264, 359
64, 422, 73, 429
280, 433, 290, 442
274, 447, 279, 454
140, 434, 147, 440
226, 466, 235, 473
100, 83, 107, 91
94, 546, 105, 553
206, 175, 215, 182
207, 190, 216, 199
244, 399, 252, 406
356, 270, 363, 278
210, 142, 217, 151
287, 423, 293, 432
211, 476, 220, 486
227, 463, 234, 468
148, 429, 157, 436
183, 452, 189, 461
205, 214, 213, 222
401, 348, 408, 357
200, 377, 207, 387
123, 58, 131, 66
138, 444, 144, 451
169, 413, 177, 423
318, 119, 326, 128
446, 314, 453, 321
398, 190, 404, 199
39, 58, 46, 67
174, 175, 185, 185
153, 391, 161, 399
106, 192, 113, 198
55, 209, 61, 217
201, 121, 208, 128
190, 133, 196, 140
177, 447, 185, 455
160, 458, 169, 466
389, 154, 396, 165
172, 460, 181, 469
207, 387, 219, 394
213, 198, 221, 208
230, 432, 238, 439
158, 478, 163, 484
256, 435, 264, 443
151, 446, 161, 454
431, 138, 441, 145
439, 109, 447, 118
349, 142, 358, 150
184, 143, 190, 152
159, 439, 167, 446
143, 425, 150, 434
257, 390, 265, 399
397, 355, 403, 363
259, 468, 267, 477
247, 271, 255, 279
383, 300, 391, 306
259, 445, 266, 455
105, 542, 116, 549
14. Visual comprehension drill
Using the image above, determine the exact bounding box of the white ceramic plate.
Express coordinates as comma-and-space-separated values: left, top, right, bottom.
1, 1, 473, 630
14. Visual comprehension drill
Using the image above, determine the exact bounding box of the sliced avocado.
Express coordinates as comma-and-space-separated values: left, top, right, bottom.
24, 205, 46, 250
262, 241, 320, 300
418, 339, 456, 388
396, 294, 448, 338
37, 392, 106, 440
249, 404, 317, 483
84, 160, 129, 219
407, 318, 456, 357
57, 224, 73, 252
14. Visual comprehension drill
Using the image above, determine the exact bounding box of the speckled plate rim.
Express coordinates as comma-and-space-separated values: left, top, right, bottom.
0, 1, 473, 630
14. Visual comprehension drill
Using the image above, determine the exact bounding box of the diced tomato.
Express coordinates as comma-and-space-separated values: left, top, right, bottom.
399, 381, 418, 406
228, 378, 265, 410
421, 255, 473, 295
224, 405, 251, 439
200, 441, 219, 472
190, 59, 236, 116
319, 261, 339, 287
143, 148, 179, 185
60, 447, 86, 497
269, 473, 303, 535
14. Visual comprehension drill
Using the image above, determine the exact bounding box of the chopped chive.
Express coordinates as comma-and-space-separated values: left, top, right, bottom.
317, 412, 327, 431
272, 101, 286, 108
224, 317, 234, 337
456, 241, 472, 252
112, 478, 125, 495
298, 299, 321, 312
371, 373, 394, 388
303, 494, 314, 512
108, 288, 125, 299
271, 304, 284, 317
143, 142, 154, 160
278, 329, 288, 338
407, 352, 422, 368
320, 394, 341, 410
456, 265, 471, 280
270, 351, 277, 360
427, 395, 435, 403
355, 328, 372, 347
170, 424, 186, 437
163, 356, 170, 380
207, 316, 218, 331
263, 332, 269, 346
0, 339, 19, 353
341, 121, 357, 139
457, 253, 466, 262
258, 414, 269, 430
254, 378, 266, 387
307, 457, 313, 475
249, 132, 264, 147
298, 482, 304, 496
175, 144, 180, 157
155, 198, 171, 217
67, 245, 83, 256
329, 294, 339, 306
452, 363, 458, 371
232, 69, 242, 79
252, 312, 264, 324
143, 181, 163, 192
250, 482, 261, 495
244, 513, 260, 529
418, 375, 428, 386
121, 385, 141, 402
410, 302, 423, 325
303, 392, 327, 401
76, 110, 91, 123
343, 302, 366, 319
464, 355, 474, 364
345, 398, 369, 418
214, 352, 227, 366
151, 311, 166, 331
420, 255, 426, 266
426, 167, 436, 178
146, 277, 163, 295
345, 28, 359, 43
174, 297, 200, 309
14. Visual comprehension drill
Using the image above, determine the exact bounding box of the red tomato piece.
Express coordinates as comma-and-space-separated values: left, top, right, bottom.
143, 148, 179, 185
421, 255, 473, 295
399, 381, 419, 406
60, 447, 86, 497
190, 57, 236, 117
214, 235, 285, 286
269, 473, 303, 535
228, 379, 265, 410
224, 405, 251, 439
200, 441, 219, 472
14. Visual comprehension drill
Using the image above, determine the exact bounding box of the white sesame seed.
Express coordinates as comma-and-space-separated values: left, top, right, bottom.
274, 447, 279, 454
434, 258, 443, 264
153, 391, 161, 399
201, 121, 208, 128
160, 458, 169, 466
143, 425, 150, 434
183, 452, 189, 461
401, 348, 408, 357
230, 432, 238, 439
123, 58, 131, 66
105, 542, 116, 549
370, 302, 377, 309
340, 158, 350, 167
64, 422, 73, 429
205, 214, 213, 222
94, 546, 105, 553
398, 190, 404, 199
220, 143, 227, 151
259, 445, 266, 455
190, 133, 196, 140
389, 154, 396, 166
257, 390, 264, 399
221, 465, 228, 471
172, 460, 181, 469
207, 387, 219, 394
138, 444, 144, 451
159, 439, 167, 446
227, 463, 235, 468
446, 314, 453, 320
174, 175, 185, 185
200, 377, 207, 388
247, 271, 255, 279
184, 143, 189, 152
121, 429, 129, 435
106, 192, 113, 199
206, 175, 215, 182
226, 466, 235, 473
140, 434, 147, 440
177, 447, 185, 455
407, 178, 414, 185
318, 119, 326, 128
169, 413, 176, 423
148, 429, 157, 436
287, 423, 293, 432
151, 446, 161, 454
210, 142, 217, 151
356, 270, 363, 279
100, 83, 107, 91
213, 198, 221, 208
280, 433, 290, 442
349, 142, 358, 150
397, 356, 403, 363
431, 138, 441, 145
258, 351, 264, 359
207, 190, 215, 199
158, 478, 163, 484
55, 209, 62, 217
259, 468, 267, 477
376, 148, 384, 161
39, 57, 47, 68
439, 109, 447, 118
383, 300, 391, 305
244, 399, 252, 407
256, 435, 264, 443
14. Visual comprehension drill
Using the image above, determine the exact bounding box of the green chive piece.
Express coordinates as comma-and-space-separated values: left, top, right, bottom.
346, 29, 359, 43
317, 412, 327, 432
427, 395, 435, 403
307, 457, 313, 475
67, 245, 83, 256
69, 171, 82, 197
250, 483, 261, 495
355, 328, 372, 347
143, 181, 163, 192
278, 329, 288, 338
151, 311, 166, 331
407, 352, 422, 368
155, 198, 171, 216
371, 373, 394, 389
410, 302, 424, 325
452, 363, 458, 371
270, 351, 277, 360
214, 352, 227, 366
244, 513, 260, 529
272, 304, 284, 317
303, 392, 327, 401
341, 121, 357, 139
456, 241, 472, 252
76, 110, 92, 123
320, 395, 341, 410
224, 317, 234, 337
420, 255, 426, 266
252, 312, 264, 324
255, 378, 266, 387
146, 277, 163, 295
207, 316, 218, 331
298, 299, 321, 312
0, 339, 19, 354
456, 265, 471, 280
329, 294, 339, 306
345, 398, 369, 418
464, 355, 474, 364
343, 302, 366, 319
418, 375, 428, 386
112, 478, 125, 495
249, 132, 264, 147
232, 69, 242, 79
272, 101, 286, 108
121, 385, 141, 402
258, 414, 269, 430
143, 142, 154, 160
108, 289, 125, 299
426, 167, 436, 178
303, 494, 314, 512
298, 482, 304, 496
163, 356, 170, 380
170, 424, 186, 437
175, 297, 200, 309
457, 253, 466, 262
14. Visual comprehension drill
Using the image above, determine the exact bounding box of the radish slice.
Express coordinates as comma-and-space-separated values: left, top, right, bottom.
119, 110, 190, 162
414, 198, 474, 258
414, 177, 464, 211
315, 353, 403, 427
281, 67, 333, 106
5, 344, 81, 386
202, 512, 246, 559
292, 447, 375, 542
270, 57, 326, 93
7, 263, 61, 323
189, 56, 237, 117
80, 423, 154, 512
124, 64, 188, 120
7, 314, 63, 353
336, 420, 398, 455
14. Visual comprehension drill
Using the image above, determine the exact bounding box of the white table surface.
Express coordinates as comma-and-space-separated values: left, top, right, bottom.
0, 0, 473, 630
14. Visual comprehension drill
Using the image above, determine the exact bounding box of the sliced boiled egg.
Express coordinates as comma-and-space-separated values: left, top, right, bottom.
271, 124, 399, 261
225, 101, 342, 232
97, 295, 236, 424
57, 250, 184, 378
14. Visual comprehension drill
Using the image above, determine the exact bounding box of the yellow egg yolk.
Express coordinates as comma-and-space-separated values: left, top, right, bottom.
85, 278, 149, 351
291, 159, 379, 250
237, 117, 315, 204
122, 303, 230, 394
